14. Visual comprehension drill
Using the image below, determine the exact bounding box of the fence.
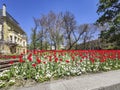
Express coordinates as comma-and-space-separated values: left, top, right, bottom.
0, 59, 19, 72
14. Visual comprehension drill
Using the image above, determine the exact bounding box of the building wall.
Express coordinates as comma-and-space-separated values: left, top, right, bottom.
0, 24, 2, 39
3, 19, 8, 42
0, 4, 27, 54
2, 18, 27, 54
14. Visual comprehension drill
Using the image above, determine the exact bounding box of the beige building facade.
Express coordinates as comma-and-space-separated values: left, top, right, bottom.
0, 4, 27, 54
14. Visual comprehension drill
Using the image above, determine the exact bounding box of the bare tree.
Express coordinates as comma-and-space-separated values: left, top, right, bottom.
80, 24, 98, 49
30, 18, 38, 50
30, 11, 100, 50
62, 11, 86, 50
62, 12, 76, 50
35, 11, 64, 50
45, 11, 64, 50
36, 15, 48, 50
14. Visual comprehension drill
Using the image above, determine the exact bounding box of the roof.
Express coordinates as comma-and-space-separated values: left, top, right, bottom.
6, 12, 19, 25
0, 9, 19, 25
0, 9, 2, 16
0, 9, 26, 34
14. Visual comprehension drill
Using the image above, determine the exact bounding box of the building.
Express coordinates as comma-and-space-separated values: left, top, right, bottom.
76, 39, 101, 50
0, 4, 27, 54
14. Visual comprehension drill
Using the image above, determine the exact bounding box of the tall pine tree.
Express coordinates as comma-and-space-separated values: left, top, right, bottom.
97, 0, 120, 49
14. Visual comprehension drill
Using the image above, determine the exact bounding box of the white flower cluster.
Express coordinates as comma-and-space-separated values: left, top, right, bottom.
9, 79, 15, 83
0, 81, 5, 88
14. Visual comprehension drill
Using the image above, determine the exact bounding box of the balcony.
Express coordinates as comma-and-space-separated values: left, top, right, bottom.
21, 34, 27, 40
6, 40, 18, 47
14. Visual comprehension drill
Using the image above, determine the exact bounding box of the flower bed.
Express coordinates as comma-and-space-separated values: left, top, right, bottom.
0, 50, 120, 89
0, 54, 20, 60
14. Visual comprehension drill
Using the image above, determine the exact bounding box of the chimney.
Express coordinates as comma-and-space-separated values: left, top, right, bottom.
2, 4, 6, 16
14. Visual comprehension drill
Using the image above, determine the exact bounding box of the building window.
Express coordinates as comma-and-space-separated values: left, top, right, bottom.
23, 49, 25, 53
10, 35, 12, 42
0, 31, 2, 40
23, 41, 25, 46
17, 48, 19, 53
20, 39, 22, 43
15, 36, 17, 43
18, 38, 19, 43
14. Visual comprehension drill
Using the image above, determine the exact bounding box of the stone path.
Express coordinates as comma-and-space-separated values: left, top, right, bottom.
15, 70, 120, 90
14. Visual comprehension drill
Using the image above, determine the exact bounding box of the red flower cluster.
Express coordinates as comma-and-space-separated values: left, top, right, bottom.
19, 55, 24, 63
9, 61, 14, 64
17, 50, 120, 68
66, 60, 69, 63
36, 57, 41, 64
32, 63, 36, 67
27, 53, 32, 62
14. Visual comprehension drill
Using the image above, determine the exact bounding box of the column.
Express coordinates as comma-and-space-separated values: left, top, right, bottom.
12, 34, 14, 43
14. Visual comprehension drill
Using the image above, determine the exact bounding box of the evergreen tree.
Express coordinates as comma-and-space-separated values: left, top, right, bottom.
97, 0, 120, 49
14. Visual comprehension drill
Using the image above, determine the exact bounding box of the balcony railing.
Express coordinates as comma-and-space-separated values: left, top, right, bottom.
6, 40, 18, 46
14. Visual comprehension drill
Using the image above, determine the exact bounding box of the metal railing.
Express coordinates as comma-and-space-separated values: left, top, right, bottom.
0, 59, 19, 72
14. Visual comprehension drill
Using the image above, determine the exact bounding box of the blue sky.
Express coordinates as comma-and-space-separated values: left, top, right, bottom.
0, 0, 99, 41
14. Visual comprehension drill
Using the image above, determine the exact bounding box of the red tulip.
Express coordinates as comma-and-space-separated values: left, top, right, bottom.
49, 58, 52, 62
27, 53, 32, 62
9, 61, 14, 64
60, 58, 62, 62
72, 56, 75, 61
66, 60, 69, 63
80, 60, 82, 62
32, 63, 36, 67
90, 58, 95, 63
33, 50, 37, 54
28, 57, 32, 62
36, 57, 41, 64
12, 55, 16, 59
19, 57, 24, 63
43, 61, 46, 64
100, 58, 106, 62
55, 58, 58, 63
27, 50, 29, 53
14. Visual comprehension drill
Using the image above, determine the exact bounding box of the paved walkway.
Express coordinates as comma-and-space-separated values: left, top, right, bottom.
16, 70, 120, 90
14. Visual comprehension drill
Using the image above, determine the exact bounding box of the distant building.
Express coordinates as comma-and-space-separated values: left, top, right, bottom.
50, 44, 65, 50
0, 4, 27, 54
77, 39, 101, 50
